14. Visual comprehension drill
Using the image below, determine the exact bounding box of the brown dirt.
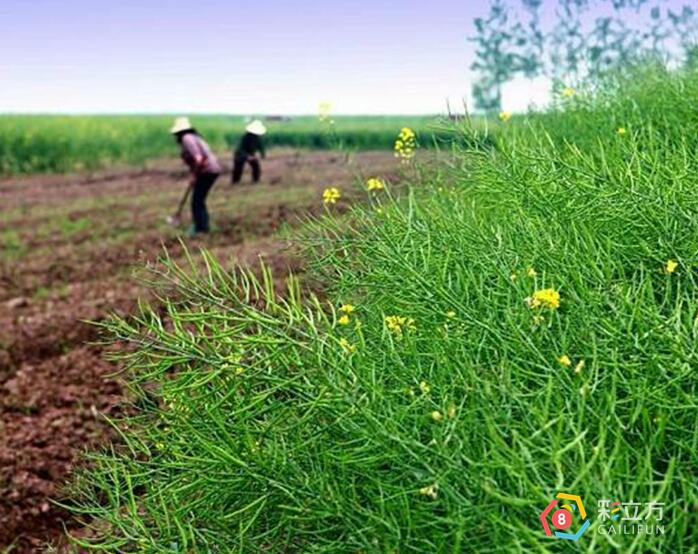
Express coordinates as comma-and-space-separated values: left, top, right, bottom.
0, 149, 400, 552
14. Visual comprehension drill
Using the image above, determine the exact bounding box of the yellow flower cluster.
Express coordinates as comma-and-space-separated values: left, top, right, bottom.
337, 304, 355, 326
323, 187, 341, 205
617, 127, 627, 136
366, 177, 385, 191
528, 288, 561, 310
318, 101, 333, 123
339, 337, 356, 353
558, 355, 583, 373
665, 259, 678, 274
336, 304, 358, 353
562, 86, 576, 98
499, 111, 512, 123
221, 353, 246, 376
385, 315, 416, 336
394, 127, 417, 161
419, 484, 439, 499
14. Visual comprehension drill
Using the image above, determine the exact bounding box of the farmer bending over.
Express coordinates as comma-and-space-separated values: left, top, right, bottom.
171, 117, 221, 234
232, 120, 266, 184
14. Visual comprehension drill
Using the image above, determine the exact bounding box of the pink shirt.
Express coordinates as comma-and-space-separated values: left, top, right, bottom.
180, 133, 222, 175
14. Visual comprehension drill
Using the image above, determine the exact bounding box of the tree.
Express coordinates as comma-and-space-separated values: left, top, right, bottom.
470, 0, 542, 112
470, 0, 698, 111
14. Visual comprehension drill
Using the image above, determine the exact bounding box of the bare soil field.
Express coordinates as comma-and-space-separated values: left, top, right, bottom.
0, 150, 399, 552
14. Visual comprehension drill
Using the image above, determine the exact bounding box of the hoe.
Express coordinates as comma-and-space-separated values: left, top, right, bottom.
166, 183, 192, 227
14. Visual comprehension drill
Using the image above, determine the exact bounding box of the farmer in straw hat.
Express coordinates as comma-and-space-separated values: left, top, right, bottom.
232, 119, 267, 185
170, 117, 222, 234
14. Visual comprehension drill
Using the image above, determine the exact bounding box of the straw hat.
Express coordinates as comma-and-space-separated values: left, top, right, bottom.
246, 120, 267, 136
170, 116, 193, 134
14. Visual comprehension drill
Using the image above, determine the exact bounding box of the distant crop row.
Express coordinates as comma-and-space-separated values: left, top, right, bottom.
0, 115, 464, 175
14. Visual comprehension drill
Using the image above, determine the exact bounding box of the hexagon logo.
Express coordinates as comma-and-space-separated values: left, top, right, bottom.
539, 492, 591, 541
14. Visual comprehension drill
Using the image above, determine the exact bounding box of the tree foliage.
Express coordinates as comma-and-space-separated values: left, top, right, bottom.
470, 0, 698, 111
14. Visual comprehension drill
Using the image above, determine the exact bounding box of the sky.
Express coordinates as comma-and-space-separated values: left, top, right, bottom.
0, 0, 689, 115
0, 0, 501, 114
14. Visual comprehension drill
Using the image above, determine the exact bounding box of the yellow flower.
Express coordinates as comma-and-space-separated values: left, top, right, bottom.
419, 380, 431, 395
385, 315, 416, 336
574, 359, 585, 375
529, 288, 561, 310
431, 410, 443, 422
419, 484, 439, 499
446, 311, 456, 319
665, 259, 678, 274
366, 178, 385, 191
318, 101, 333, 122
323, 187, 341, 205
235, 366, 245, 375
339, 304, 355, 314
339, 337, 357, 353
338, 314, 350, 326
499, 111, 512, 122
558, 355, 572, 367
399, 127, 415, 140
617, 127, 627, 136
526, 267, 537, 278
394, 127, 417, 161
562, 86, 576, 98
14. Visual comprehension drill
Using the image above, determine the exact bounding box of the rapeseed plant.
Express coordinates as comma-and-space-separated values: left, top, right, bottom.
394, 127, 417, 161
322, 187, 341, 205
71, 64, 698, 553
419, 484, 438, 500
318, 101, 333, 124
339, 337, 357, 353
499, 111, 512, 122
528, 288, 561, 310
384, 315, 416, 335
366, 177, 385, 191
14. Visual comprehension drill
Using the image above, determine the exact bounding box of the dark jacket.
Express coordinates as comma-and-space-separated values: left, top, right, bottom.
235, 132, 265, 160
